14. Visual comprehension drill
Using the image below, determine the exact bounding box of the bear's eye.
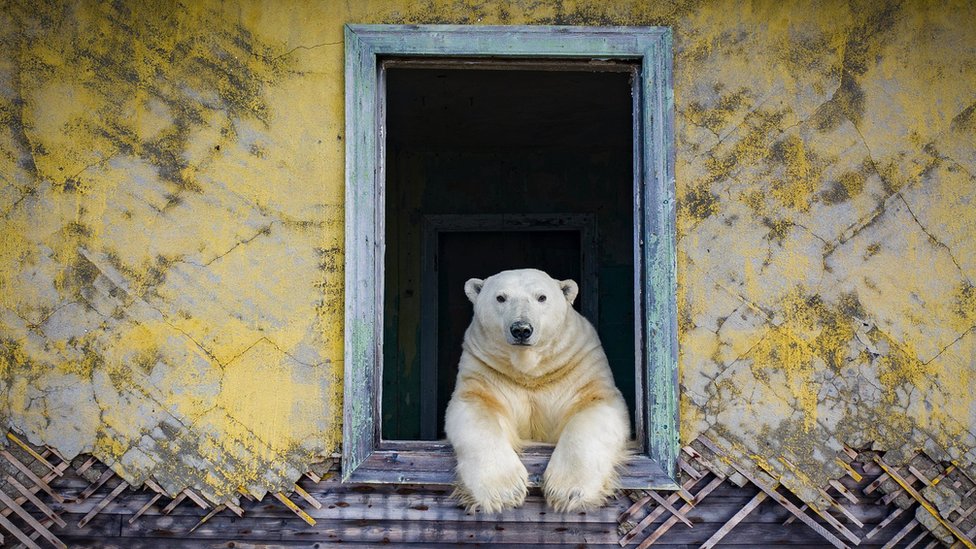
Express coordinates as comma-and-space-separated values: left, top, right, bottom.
537, 295, 547, 303
496, 295, 506, 303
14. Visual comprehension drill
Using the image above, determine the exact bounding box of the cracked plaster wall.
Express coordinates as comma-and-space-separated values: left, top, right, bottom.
0, 0, 973, 509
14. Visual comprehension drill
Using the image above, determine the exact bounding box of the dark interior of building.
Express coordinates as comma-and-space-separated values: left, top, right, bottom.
382, 64, 637, 440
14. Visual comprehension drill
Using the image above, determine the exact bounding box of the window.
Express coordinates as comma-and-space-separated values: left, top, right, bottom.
344, 25, 677, 489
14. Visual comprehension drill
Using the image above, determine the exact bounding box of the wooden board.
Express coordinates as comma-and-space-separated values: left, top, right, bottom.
344, 448, 676, 489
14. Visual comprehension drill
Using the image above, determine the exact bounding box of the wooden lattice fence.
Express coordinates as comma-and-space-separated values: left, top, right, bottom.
1, 432, 974, 547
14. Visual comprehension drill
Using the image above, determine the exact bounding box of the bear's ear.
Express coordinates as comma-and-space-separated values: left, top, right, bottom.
464, 278, 484, 304
560, 279, 579, 305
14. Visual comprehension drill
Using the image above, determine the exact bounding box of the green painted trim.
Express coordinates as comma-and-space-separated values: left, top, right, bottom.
640, 30, 679, 481
342, 25, 379, 481
343, 24, 678, 488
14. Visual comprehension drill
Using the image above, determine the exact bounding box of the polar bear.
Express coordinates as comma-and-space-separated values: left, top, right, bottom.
445, 268, 630, 513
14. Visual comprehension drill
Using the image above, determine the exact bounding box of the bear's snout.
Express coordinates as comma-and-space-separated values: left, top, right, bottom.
509, 321, 533, 344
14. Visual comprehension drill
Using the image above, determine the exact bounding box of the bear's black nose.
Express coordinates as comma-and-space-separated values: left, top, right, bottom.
510, 321, 533, 341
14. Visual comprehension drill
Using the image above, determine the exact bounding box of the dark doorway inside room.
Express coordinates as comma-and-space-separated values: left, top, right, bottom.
382, 63, 636, 440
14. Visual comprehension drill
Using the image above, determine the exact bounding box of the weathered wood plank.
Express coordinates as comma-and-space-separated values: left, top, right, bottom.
121, 515, 620, 544
347, 449, 674, 488
51, 494, 919, 548
54, 483, 899, 527
37, 512, 122, 539
307, 493, 626, 523
60, 540, 627, 549
60, 543, 905, 549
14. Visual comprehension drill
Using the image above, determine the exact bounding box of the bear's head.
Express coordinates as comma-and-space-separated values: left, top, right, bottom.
464, 269, 579, 348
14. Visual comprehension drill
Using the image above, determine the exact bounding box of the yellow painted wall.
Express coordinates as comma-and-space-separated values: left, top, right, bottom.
0, 0, 973, 507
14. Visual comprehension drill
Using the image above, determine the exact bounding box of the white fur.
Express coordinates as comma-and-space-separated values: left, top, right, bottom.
445, 269, 630, 513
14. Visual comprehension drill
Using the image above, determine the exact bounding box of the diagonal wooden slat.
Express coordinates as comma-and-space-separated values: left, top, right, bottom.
1, 450, 63, 503
881, 518, 918, 549
0, 512, 42, 549
77, 467, 116, 502
294, 484, 322, 509
189, 504, 226, 533
160, 492, 188, 514
646, 489, 692, 528
618, 493, 653, 525
866, 506, 906, 539
79, 481, 128, 527
129, 492, 163, 524
0, 489, 66, 549
223, 499, 245, 517
182, 488, 212, 510
678, 457, 703, 480
75, 457, 97, 475
636, 476, 725, 549
274, 492, 317, 526
786, 484, 863, 529
865, 471, 891, 495
5, 434, 61, 477
902, 528, 933, 549
619, 474, 705, 546
5, 475, 66, 528
699, 437, 852, 549
819, 488, 863, 528
830, 479, 860, 504
700, 490, 768, 549
0, 433, 970, 549
836, 458, 863, 483
874, 455, 976, 549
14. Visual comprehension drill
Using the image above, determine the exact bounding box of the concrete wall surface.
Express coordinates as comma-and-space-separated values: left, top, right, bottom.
0, 0, 973, 511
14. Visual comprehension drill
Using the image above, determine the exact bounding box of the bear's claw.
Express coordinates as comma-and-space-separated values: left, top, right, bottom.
542, 450, 618, 512
454, 454, 529, 513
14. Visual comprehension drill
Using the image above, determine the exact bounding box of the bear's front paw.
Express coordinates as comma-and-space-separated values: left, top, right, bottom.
454, 452, 529, 513
543, 450, 616, 512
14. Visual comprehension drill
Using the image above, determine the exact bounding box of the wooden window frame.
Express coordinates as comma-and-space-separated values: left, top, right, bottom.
344, 24, 678, 489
